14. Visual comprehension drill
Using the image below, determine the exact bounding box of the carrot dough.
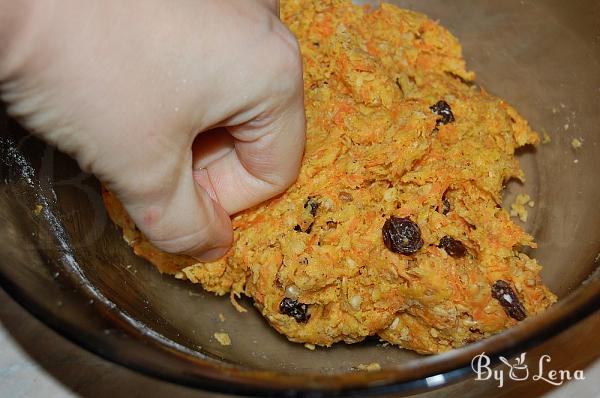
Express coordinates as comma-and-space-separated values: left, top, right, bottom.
103, 0, 556, 354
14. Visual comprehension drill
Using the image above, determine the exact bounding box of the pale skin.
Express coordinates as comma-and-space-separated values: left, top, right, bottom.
0, 0, 306, 261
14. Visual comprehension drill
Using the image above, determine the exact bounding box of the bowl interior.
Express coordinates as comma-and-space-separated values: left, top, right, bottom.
1, 0, 599, 395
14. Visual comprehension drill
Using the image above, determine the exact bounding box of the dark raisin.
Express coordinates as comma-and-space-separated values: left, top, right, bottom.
279, 298, 310, 323
326, 220, 338, 229
382, 216, 424, 255
305, 222, 314, 234
439, 236, 467, 258
294, 223, 314, 234
430, 100, 455, 126
491, 280, 527, 321
304, 197, 319, 216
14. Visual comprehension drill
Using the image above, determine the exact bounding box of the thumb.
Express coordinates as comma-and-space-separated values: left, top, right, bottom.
121, 164, 233, 262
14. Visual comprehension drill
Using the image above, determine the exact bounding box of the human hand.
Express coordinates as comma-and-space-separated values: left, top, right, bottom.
0, 0, 305, 261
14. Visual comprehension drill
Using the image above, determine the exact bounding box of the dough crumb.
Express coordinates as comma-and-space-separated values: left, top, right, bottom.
510, 194, 534, 222
357, 363, 382, 372
230, 291, 248, 313
214, 332, 231, 346
541, 132, 551, 144
571, 137, 583, 149
174, 271, 185, 279
33, 204, 43, 216
304, 343, 316, 350
218, 313, 226, 322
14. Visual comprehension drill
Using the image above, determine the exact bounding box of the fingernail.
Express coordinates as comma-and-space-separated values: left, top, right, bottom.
193, 246, 230, 262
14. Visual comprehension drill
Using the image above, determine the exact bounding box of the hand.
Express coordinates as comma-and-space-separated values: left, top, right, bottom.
0, 0, 306, 261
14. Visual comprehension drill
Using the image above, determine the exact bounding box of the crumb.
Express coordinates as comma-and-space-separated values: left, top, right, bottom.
551, 107, 558, 114
541, 132, 551, 144
214, 332, 231, 346
174, 271, 185, 279
564, 124, 569, 131
304, 343, 316, 350
218, 313, 226, 322
357, 362, 382, 372
230, 291, 248, 313
574, 159, 579, 164
33, 204, 43, 216
571, 137, 583, 149
510, 194, 532, 222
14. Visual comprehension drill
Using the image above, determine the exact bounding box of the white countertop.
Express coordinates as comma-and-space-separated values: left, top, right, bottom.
1, 288, 598, 398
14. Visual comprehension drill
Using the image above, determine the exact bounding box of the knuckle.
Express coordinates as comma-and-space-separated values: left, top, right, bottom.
268, 30, 303, 88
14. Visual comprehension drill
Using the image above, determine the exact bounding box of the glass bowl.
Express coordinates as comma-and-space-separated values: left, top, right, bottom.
1, 0, 599, 396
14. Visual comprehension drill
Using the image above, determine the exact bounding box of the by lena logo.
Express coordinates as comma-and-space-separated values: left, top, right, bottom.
471, 352, 585, 388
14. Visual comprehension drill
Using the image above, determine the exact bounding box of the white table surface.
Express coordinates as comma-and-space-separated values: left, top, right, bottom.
1, 288, 598, 398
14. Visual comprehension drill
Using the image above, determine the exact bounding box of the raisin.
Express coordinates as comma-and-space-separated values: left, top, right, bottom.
326, 220, 338, 229
439, 236, 467, 258
305, 222, 314, 234
294, 223, 314, 234
382, 216, 424, 255
279, 298, 310, 323
304, 197, 319, 216
430, 100, 455, 126
491, 280, 527, 321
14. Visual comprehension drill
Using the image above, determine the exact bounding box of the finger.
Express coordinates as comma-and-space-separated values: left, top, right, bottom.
190, 16, 305, 215
193, 81, 305, 214
122, 158, 233, 261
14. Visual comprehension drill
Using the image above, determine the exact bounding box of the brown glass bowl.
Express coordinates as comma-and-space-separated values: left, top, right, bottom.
1, 1, 599, 396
